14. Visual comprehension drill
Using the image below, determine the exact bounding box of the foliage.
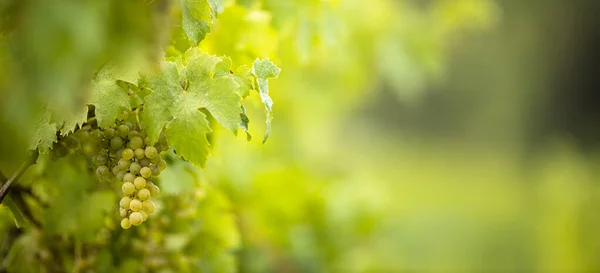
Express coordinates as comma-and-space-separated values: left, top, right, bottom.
0, 0, 512, 272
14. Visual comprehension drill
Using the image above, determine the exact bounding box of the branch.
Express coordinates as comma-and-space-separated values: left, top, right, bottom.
0, 150, 39, 204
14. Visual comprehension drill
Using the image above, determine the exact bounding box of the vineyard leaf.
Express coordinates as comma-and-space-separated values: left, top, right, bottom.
90, 65, 132, 129
29, 110, 57, 154
240, 105, 251, 141
233, 65, 253, 98
251, 58, 281, 143
4, 196, 27, 228
142, 61, 182, 144
182, 0, 212, 44
167, 92, 212, 168
52, 104, 88, 136
187, 54, 241, 133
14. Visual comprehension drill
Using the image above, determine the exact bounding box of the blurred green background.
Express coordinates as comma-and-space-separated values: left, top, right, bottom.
2, 0, 600, 272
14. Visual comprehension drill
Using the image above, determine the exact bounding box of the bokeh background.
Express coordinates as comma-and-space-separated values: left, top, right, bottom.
2, 0, 600, 272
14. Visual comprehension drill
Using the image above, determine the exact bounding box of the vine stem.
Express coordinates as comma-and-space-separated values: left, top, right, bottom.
0, 150, 39, 204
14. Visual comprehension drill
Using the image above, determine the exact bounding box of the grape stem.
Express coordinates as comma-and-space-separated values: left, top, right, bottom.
0, 150, 39, 204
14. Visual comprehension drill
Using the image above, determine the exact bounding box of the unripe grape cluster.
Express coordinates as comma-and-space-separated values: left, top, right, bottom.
76, 114, 168, 229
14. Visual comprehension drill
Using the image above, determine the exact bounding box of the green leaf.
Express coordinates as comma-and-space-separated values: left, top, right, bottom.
187, 54, 241, 133
29, 110, 57, 154
251, 58, 281, 143
89, 64, 133, 129
182, 0, 212, 44
142, 61, 183, 144
51, 104, 88, 136
232, 65, 253, 98
167, 92, 212, 168
3, 196, 27, 228
240, 105, 251, 141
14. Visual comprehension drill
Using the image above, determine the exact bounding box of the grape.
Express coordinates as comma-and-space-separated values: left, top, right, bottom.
118, 158, 131, 170
122, 182, 135, 195
142, 200, 155, 214
121, 110, 129, 120
124, 122, 133, 130
112, 166, 120, 175
122, 148, 134, 160
134, 176, 147, 189
145, 146, 158, 159
130, 162, 142, 174
129, 199, 142, 211
148, 183, 160, 197
128, 130, 140, 139
140, 211, 148, 222
93, 130, 104, 140
119, 196, 132, 209
140, 167, 152, 178
158, 160, 167, 171
150, 155, 161, 165
81, 125, 92, 131
82, 143, 96, 156
134, 148, 145, 159
130, 136, 144, 150
93, 154, 107, 166
118, 125, 129, 138
120, 208, 128, 217
137, 188, 150, 200
123, 173, 135, 183
121, 218, 132, 229
116, 171, 126, 181
129, 212, 143, 226
147, 166, 159, 177
104, 128, 116, 138
139, 157, 150, 167
110, 137, 124, 150
144, 137, 151, 146
96, 166, 109, 176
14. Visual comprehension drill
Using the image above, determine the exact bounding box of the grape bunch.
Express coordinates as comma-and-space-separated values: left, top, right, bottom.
73, 112, 168, 229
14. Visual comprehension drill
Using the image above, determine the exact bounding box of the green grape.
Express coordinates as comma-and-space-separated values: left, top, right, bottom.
122, 182, 136, 195
119, 208, 128, 217
112, 166, 120, 175
115, 148, 124, 159
128, 130, 141, 139
142, 200, 155, 214
119, 196, 132, 209
158, 160, 167, 171
130, 162, 142, 174
93, 130, 104, 140
96, 166, 109, 176
140, 211, 148, 222
134, 148, 145, 159
110, 136, 124, 150
134, 176, 147, 189
121, 218, 132, 229
104, 128, 116, 139
121, 110, 129, 120
139, 157, 150, 167
123, 173, 135, 183
139, 167, 152, 178
145, 146, 158, 159
116, 171, 126, 181
148, 183, 160, 197
137, 188, 150, 200
93, 154, 107, 166
117, 124, 129, 138
124, 122, 133, 130
150, 155, 161, 165
144, 137, 151, 146
118, 158, 131, 170
149, 165, 160, 176
129, 199, 142, 212
129, 212, 143, 226
130, 136, 144, 150
82, 143, 96, 156
122, 148, 134, 160
81, 125, 92, 131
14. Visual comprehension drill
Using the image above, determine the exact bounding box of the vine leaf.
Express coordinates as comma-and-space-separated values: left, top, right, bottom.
251, 58, 281, 143
181, 0, 212, 44
4, 196, 27, 228
89, 64, 135, 129
52, 104, 89, 136
167, 92, 212, 168
187, 53, 241, 133
29, 110, 57, 154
